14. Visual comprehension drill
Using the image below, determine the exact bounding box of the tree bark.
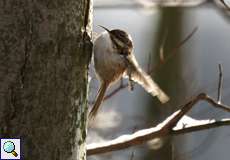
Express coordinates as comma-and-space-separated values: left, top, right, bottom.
0, 0, 92, 160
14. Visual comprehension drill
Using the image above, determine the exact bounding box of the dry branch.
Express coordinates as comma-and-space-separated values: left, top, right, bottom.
217, 63, 223, 103
87, 65, 230, 156
94, 0, 230, 11
87, 93, 230, 156
151, 26, 198, 73
94, 0, 207, 9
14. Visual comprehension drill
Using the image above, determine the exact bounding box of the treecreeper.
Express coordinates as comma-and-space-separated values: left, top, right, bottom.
90, 26, 169, 119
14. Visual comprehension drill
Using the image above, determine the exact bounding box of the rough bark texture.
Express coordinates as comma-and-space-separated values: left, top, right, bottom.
0, 0, 92, 160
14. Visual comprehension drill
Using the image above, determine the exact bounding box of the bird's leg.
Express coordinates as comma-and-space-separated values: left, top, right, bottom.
127, 65, 134, 91
124, 55, 135, 91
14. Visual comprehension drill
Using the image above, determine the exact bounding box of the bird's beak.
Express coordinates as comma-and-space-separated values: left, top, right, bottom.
98, 25, 110, 33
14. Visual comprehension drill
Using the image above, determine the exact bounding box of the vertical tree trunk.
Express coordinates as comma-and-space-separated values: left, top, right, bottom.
0, 0, 92, 160
146, 8, 184, 160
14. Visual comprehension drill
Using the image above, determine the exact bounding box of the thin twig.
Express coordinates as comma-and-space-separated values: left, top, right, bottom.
130, 151, 135, 160
151, 26, 198, 73
217, 63, 223, 103
159, 28, 169, 63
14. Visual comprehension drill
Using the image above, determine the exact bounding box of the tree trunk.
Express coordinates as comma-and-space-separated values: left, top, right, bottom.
146, 8, 184, 160
0, 0, 92, 160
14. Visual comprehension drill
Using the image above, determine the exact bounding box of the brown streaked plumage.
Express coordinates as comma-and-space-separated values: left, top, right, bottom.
90, 26, 169, 119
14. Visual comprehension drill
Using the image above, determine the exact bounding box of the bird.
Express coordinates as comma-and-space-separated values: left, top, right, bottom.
89, 26, 169, 119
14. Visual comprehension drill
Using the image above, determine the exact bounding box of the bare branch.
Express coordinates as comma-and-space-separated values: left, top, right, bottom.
172, 118, 230, 135
159, 28, 169, 63
87, 65, 230, 156
217, 63, 223, 103
152, 26, 198, 73
87, 93, 230, 156
87, 119, 230, 156
94, 0, 207, 9
94, 0, 230, 12
87, 63, 230, 156
130, 151, 135, 160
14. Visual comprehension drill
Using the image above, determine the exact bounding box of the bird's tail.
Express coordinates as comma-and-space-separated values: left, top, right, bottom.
89, 82, 108, 119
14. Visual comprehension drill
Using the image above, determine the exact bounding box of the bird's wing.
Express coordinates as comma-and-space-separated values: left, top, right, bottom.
124, 54, 169, 103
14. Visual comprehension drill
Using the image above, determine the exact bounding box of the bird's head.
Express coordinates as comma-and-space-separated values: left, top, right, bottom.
99, 25, 133, 56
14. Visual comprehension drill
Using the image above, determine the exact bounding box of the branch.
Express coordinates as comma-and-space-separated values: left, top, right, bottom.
151, 26, 198, 73
94, 0, 207, 9
87, 63, 229, 157
94, 0, 230, 12
172, 118, 230, 135
217, 63, 223, 103
87, 93, 230, 156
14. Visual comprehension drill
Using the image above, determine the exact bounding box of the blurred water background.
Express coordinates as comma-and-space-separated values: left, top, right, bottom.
88, 0, 230, 160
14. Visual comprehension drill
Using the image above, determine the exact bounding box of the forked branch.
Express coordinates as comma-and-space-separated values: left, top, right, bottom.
87, 93, 230, 156
87, 65, 230, 156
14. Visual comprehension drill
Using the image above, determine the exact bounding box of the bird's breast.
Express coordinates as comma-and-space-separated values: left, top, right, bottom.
94, 32, 126, 83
